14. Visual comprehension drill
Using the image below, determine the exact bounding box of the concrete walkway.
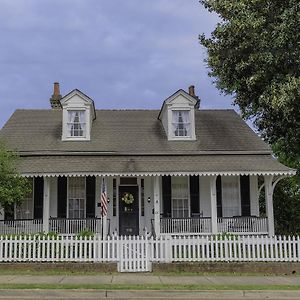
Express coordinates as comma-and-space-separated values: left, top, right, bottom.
0, 274, 299, 299
0, 273, 299, 286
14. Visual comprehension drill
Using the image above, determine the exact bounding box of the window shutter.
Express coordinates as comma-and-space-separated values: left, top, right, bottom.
34, 177, 44, 219
4, 204, 14, 220
86, 176, 96, 218
162, 176, 171, 217
240, 175, 251, 216
216, 176, 222, 218
57, 176, 67, 218
190, 176, 199, 215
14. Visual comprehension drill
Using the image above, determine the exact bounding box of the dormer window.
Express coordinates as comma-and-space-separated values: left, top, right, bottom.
60, 89, 96, 141
158, 87, 198, 141
68, 110, 86, 137
173, 110, 190, 137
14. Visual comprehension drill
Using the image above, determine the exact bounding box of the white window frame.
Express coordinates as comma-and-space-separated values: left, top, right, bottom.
67, 177, 86, 219
221, 176, 241, 217
171, 176, 190, 218
172, 110, 191, 138
67, 109, 86, 138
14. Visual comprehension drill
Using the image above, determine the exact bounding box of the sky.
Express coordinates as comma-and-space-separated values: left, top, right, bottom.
0, 0, 234, 129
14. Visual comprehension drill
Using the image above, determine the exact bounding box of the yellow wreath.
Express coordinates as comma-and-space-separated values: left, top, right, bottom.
121, 192, 134, 204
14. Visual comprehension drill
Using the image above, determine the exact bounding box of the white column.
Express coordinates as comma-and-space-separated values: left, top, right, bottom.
43, 176, 50, 233
210, 175, 218, 234
154, 176, 161, 236
264, 175, 275, 237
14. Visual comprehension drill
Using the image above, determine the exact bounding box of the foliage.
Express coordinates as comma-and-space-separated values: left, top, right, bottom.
77, 229, 94, 238
0, 141, 31, 213
200, 0, 300, 234
199, 0, 300, 170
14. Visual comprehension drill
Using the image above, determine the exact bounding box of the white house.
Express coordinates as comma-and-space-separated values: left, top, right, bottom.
0, 83, 295, 237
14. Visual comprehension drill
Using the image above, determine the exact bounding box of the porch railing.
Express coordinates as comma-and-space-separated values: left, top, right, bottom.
49, 218, 107, 234
0, 219, 43, 235
217, 216, 268, 234
160, 217, 212, 234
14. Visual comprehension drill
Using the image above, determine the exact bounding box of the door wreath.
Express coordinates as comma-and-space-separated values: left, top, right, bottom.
121, 192, 134, 204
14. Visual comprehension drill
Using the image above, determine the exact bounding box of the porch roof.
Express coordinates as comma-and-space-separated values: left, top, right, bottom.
18, 154, 295, 177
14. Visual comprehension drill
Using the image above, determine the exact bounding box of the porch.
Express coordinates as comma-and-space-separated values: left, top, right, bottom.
0, 173, 280, 237
158, 216, 268, 235
0, 216, 268, 236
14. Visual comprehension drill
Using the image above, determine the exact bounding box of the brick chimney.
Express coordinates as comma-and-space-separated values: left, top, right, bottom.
188, 85, 200, 109
50, 82, 62, 109
188, 85, 195, 97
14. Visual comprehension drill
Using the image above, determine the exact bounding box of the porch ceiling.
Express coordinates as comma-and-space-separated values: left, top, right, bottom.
18, 154, 295, 177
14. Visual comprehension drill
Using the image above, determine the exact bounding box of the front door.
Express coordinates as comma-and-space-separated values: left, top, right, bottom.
119, 185, 139, 236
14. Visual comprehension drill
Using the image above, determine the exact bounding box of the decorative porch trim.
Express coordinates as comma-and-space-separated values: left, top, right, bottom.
21, 170, 296, 178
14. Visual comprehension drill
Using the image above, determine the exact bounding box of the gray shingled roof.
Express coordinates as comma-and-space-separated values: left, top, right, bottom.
17, 154, 292, 176
0, 109, 294, 175
0, 109, 270, 153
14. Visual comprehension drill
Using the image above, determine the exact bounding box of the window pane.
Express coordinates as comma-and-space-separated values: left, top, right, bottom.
67, 110, 86, 137
172, 111, 190, 137
68, 177, 86, 219
171, 177, 189, 218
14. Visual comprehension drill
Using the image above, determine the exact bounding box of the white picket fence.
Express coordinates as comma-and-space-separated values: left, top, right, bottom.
0, 235, 300, 272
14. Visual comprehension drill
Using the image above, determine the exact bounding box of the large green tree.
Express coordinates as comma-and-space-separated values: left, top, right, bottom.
0, 142, 31, 215
200, 0, 300, 234
199, 0, 300, 170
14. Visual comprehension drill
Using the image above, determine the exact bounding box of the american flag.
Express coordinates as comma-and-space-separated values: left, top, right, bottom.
101, 178, 108, 216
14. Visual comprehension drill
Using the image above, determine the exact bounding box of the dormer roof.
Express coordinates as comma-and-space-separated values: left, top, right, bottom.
158, 89, 198, 120
60, 89, 96, 120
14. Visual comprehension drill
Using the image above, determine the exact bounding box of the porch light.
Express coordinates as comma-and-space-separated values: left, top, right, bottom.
147, 197, 151, 203
107, 197, 110, 203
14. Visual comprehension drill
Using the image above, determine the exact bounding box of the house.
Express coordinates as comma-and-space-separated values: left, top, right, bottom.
0, 83, 295, 237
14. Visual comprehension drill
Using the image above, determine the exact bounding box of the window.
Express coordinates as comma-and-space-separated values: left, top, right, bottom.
16, 179, 33, 219
171, 177, 189, 218
68, 177, 85, 219
222, 176, 240, 217
172, 110, 190, 137
67, 110, 86, 137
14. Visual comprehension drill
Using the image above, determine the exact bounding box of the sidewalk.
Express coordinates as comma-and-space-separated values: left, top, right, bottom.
0, 274, 299, 299
0, 273, 299, 285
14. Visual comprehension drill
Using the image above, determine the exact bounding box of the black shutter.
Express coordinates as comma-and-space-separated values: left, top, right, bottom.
162, 176, 171, 217
190, 176, 200, 215
86, 176, 95, 218
216, 176, 222, 218
57, 176, 67, 218
240, 175, 251, 216
4, 205, 14, 220
34, 177, 44, 219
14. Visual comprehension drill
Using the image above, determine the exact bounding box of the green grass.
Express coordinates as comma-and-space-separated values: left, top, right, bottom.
0, 283, 299, 290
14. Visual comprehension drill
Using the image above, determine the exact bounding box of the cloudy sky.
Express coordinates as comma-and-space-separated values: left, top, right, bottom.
0, 0, 234, 128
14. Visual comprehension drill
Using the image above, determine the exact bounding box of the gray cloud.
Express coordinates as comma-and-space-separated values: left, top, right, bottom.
0, 0, 233, 128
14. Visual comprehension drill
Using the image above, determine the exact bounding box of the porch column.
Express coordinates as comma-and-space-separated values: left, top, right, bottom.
264, 175, 275, 237
43, 176, 50, 233
154, 176, 161, 236
210, 175, 218, 234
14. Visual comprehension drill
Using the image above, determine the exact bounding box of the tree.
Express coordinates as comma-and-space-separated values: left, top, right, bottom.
0, 142, 31, 215
199, 0, 300, 171
199, 0, 300, 234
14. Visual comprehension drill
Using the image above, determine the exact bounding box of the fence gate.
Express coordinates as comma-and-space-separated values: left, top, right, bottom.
118, 236, 152, 272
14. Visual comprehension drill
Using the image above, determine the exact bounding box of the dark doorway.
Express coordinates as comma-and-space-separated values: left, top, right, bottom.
119, 185, 139, 236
